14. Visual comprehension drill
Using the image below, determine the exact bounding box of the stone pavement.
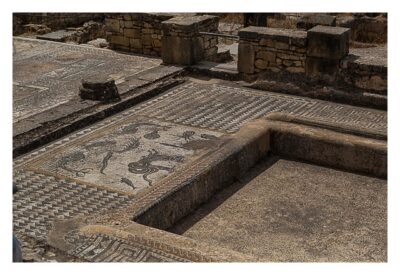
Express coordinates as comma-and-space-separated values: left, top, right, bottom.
13, 76, 387, 261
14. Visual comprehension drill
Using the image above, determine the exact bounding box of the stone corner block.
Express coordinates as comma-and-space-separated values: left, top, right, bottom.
307, 25, 350, 59
238, 42, 255, 74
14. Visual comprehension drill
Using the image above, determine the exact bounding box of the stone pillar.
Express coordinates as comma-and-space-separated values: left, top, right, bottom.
161, 15, 218, 65
306, 25, 350, 81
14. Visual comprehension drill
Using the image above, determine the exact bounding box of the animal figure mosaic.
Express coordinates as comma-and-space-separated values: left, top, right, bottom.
128, 149, 184, 185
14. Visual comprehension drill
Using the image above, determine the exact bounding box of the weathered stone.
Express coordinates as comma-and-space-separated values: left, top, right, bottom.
152, 38, 162, 48
142, 34, 153, 46
286, 66, 305, 73
277, 53, 301, 60
109, 35, 130, 47
130, 38, 141, 49
142, 28, 154, 34
355, 75, 387, 91
259, 38, 274, 47
257, 51, 276, 62
162, 35, 203, 65
124, 28, 140, 38
307, 25, 350, 59
255, 59, 269, 70
306, 56, 340, 80
105, 18, 120, 33
238, 42, 255, 74
239, 26, 307, 45
297, 14, 337, 30
124, 20, 133, 28
79, 76, 120, 102
283, 60, 294, 67
123, 14, 132, 21
275, 41, 289, 50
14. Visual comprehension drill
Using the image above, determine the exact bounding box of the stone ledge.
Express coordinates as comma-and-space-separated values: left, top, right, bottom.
162, 15, 219, 34
239, 26, 307, 45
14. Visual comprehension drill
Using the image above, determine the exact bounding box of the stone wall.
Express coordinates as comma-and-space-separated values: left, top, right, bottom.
13, 13, 104, 35
339, 47, 387, 94
238, 27, 307, 74
105, 13, 175, 56
105, 13, 219, 62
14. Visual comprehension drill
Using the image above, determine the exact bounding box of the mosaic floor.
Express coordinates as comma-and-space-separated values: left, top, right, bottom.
13, 37, 161, 122
13, 79, 387, 261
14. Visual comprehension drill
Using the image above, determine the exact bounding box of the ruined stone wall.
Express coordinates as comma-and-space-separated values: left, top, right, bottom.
339, 47, 387, 94
13, 13, 104, 35
238, 27, 307, 74
105, 13, 175, 56
105, 13, 219, 61
198, 18, 219, 61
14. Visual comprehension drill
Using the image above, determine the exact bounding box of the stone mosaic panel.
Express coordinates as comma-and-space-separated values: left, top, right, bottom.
22, 117, 221, 195
13, 170, 131, 241
67, 233, 191, 262
136, 82, 387, 135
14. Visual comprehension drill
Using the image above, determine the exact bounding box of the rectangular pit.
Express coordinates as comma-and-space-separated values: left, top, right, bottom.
133, 116, 387, 262
170, 157, 386, 261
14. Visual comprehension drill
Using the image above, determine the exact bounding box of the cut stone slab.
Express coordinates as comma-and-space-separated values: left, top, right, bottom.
307, 25, 350, 59
239, 26, 307, 45
37, 29, 77, 42
79, 76, 120, 102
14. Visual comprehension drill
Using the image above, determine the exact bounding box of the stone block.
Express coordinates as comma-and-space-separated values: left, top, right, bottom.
152, 38, 162, 48
124, 28, 140, 38
124, 20, 133, 28
257, 51, 276, 62
255, 59, 269, 70
105, 18, 120, 33
306, 56, 340, 79
79, 76, 120, 102
123, 14, 132, 21
130, 38, 142, 49
142, 28, 154, 34
162, 35, 203, 65
109, 35, 130, 47
307, 25, 350, 59
275, 41, 289, 50
286, 67, 305, 73
142, 34, 153, 46
297, 14, 336, 30
283, 60, 294, 67
238, 42, 255, 74
259, 38, 274, 47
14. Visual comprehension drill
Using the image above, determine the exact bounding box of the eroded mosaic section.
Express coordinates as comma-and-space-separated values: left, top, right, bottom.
25, 117, 221, 194
13, 171, 131, 241
67, 233, 190, 262
13, 37, 161, 121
